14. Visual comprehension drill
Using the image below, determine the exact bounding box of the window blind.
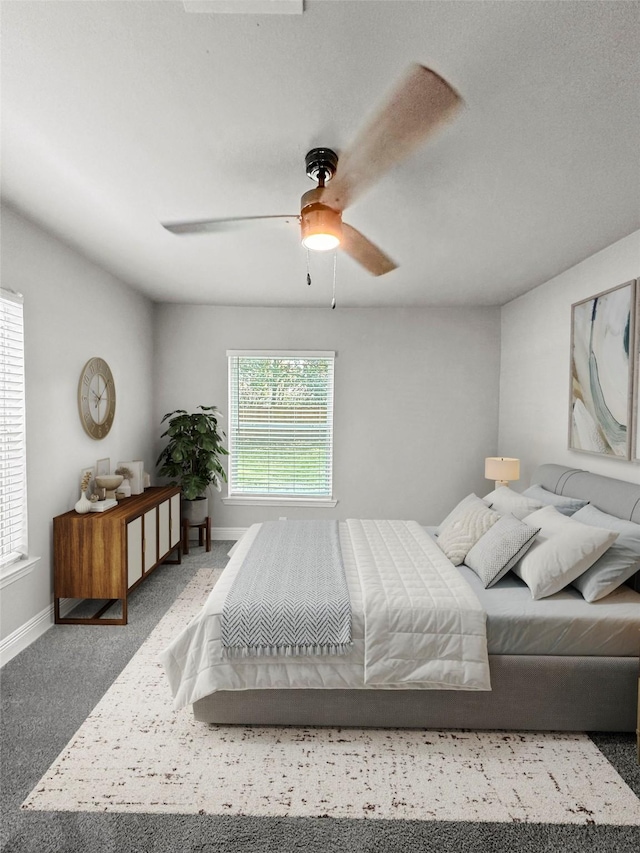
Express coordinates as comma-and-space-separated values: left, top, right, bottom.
0, 289, 28, 569
228, 351, 334, 497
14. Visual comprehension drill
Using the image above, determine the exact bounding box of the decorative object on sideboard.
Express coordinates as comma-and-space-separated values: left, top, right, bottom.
485, 456, 520, 489
96, 457, 110, 476
117, 460, 144, 495
133, 461, 145, 493
89, 498, 118, 513
569, 279, 635, 460
78, 357, 116, 440
94, 474, 123, 500
156, 406, 228, 524
114, 466, 133, 498
74, 469, 93, 514
79, 465, 95, 495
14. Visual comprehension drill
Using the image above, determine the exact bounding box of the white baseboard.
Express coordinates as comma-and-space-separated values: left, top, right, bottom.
211, 527, 246, 540
182, 527, 247, 542
0, 597, 76, 668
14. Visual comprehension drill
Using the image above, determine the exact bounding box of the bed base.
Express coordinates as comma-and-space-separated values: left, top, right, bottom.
193, 655, 638, 731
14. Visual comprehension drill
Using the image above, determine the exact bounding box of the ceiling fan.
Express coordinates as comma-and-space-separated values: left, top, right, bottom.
162, 64, 462, 277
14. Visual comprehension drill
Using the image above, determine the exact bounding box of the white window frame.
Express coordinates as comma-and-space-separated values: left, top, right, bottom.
0, 288, 37, 585
224, 350, 337, 507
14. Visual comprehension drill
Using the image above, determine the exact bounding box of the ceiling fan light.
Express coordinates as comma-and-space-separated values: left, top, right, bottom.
302, 232, 341, 251
300, 201, 342, 252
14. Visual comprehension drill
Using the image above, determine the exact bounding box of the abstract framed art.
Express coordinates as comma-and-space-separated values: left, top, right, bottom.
569, 279, 635, 460
633, 280, 640, 461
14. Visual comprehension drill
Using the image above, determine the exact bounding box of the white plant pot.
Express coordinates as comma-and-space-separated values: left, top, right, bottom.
182, 496, 208, 525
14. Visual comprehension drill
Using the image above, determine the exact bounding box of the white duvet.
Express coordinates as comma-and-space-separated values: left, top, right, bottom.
161, 520, 491, 710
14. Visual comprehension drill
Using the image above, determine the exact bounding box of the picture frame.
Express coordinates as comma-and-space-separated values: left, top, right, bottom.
96, 458, 110, 477
632, 280, 640, 461
569, 279, 635, 460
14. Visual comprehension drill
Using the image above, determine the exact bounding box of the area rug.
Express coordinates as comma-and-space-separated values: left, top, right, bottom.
22, 569, 640, 825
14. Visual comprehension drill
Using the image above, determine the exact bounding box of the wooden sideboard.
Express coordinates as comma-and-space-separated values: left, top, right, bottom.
54, 486, 182, 625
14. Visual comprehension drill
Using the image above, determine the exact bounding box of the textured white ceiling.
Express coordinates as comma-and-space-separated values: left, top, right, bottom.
2, 1, 639, 307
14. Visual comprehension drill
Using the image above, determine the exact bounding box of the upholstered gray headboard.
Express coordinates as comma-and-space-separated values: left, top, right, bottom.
532, 463, 640, 590
532, 464, 640, 523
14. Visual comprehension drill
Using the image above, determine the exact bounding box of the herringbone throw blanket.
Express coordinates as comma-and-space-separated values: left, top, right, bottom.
221, 520, 352, 657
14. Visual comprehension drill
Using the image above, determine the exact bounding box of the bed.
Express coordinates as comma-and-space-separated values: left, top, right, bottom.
163, 464, 640, 731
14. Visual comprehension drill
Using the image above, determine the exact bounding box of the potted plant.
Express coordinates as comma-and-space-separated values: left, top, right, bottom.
156, 406, 228, 524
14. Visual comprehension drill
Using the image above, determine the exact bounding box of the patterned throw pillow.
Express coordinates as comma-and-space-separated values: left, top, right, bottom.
436, 493, 492, 536
465, 514, 541, 587
437, 504, 501, 567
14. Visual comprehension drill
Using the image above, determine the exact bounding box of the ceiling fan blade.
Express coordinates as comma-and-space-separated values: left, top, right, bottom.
341, 223, 397, 276
162, 214, 299, 234
321, 64, 462, 212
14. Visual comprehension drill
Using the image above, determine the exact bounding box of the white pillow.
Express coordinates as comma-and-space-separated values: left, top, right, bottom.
483, 486, 543, 521
570, 505, 640, 601
436, 493, 491, 536
512, 505, 619, 599
437, 504, 500, 567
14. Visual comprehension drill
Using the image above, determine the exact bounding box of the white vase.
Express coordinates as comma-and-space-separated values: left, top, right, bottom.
119, 478, 132, 498
74, 491, 91, 514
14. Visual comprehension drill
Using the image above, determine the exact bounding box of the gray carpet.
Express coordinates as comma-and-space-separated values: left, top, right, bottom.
1, 544, 639, 853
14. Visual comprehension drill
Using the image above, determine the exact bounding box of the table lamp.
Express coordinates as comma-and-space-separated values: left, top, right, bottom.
485, 456, 520, 489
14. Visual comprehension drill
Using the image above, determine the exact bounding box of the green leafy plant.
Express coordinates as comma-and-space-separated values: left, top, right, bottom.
156, 406, 229, 501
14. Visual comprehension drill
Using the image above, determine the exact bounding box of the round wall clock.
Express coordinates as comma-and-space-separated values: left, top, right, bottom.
78, 357, 116, 440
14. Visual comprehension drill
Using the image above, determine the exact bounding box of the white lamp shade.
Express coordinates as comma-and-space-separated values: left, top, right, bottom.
485, 457, 520, 482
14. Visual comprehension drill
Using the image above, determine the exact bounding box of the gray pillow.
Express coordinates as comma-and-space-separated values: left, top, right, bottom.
522, 484, 588, 517
482, 486, 543, 520
570, 504, 640, 601
436, 493, 491, 536
465, 514, 541, 588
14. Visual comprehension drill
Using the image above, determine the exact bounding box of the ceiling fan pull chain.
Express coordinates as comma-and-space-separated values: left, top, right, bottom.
331, 251, 337, 309
306, 248, 312, 286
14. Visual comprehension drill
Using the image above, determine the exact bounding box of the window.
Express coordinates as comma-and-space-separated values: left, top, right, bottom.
0, 289, 28, 571
227, 351, 335, 502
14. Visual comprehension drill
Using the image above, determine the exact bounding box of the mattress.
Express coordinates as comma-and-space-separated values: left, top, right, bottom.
423, 527, 640, 656
163, 521, 640, 708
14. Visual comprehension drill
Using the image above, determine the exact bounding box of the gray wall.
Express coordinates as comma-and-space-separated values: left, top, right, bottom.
155, 304, 502, 528
0, 207, 156, 644
499, 229, 640, 485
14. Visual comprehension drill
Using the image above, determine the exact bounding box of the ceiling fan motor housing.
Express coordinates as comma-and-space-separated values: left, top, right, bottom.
305, 147, 338, 184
